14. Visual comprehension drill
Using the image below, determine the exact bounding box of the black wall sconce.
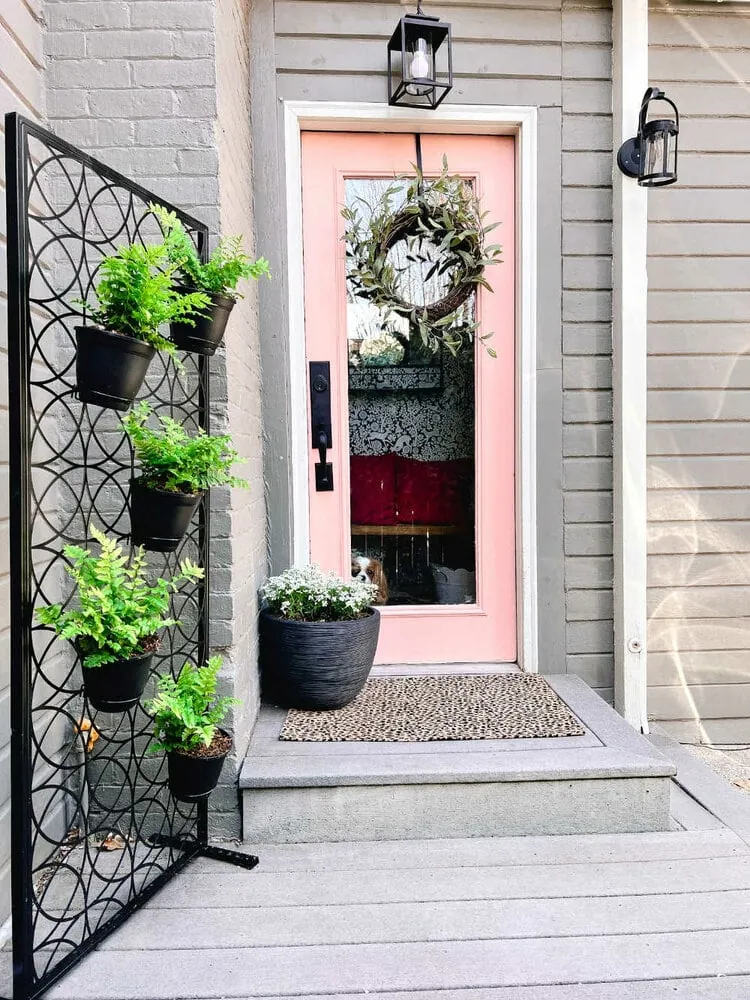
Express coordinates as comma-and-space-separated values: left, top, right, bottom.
617, 87, 679, 187
387, 5, 453, 109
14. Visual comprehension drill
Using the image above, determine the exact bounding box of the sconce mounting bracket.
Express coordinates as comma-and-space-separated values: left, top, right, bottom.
616, 137, 640, 179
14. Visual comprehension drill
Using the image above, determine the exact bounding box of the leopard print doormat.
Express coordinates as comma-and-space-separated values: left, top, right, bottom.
279, 674, 586, 742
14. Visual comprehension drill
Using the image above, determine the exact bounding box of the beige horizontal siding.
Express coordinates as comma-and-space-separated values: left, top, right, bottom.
649, 457, 750, 490
649, 587, 750, 620
650, 324, 750, 355
648, 6, 750, 740
649, 649, 750, 687
648, 521, 750, 555
669, 153, 750, 188
649, 423, 750, 457
276, 72, 563, 106
276, 37, 563, 78
649, 554, 750, 589
649, 390, 750, 422
650, 619, 750, 653
650, 683, 750, 722
650, 489, 750, 522
274, 3, 563, 42
649, 222, 750, 256
650, 192, 750, 225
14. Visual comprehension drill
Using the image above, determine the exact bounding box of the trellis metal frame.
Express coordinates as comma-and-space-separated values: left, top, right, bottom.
5, 112, 257, 1000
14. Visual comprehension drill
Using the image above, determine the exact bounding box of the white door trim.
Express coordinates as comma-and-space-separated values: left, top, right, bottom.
612, 3, 649, 732
283, 101, 539, 672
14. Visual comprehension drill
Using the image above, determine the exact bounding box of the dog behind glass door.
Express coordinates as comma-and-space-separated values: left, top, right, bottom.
352, 555, 388, 605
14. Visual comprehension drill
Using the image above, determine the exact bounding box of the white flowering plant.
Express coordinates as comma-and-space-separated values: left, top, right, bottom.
260, 565, 377, 622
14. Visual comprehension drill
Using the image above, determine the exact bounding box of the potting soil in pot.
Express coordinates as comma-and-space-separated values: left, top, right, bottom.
180, 732, 232, 759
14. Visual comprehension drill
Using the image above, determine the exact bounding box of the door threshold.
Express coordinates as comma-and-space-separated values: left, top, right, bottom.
371, 662, 521, 677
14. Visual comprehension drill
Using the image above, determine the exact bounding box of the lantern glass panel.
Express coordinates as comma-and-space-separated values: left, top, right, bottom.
643, 132, 665, 178
640, 121, 678, 187
387, 14, 453, 110
405, 34, 435, 96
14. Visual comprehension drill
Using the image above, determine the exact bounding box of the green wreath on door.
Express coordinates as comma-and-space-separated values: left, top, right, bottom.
342, 158, 503, 356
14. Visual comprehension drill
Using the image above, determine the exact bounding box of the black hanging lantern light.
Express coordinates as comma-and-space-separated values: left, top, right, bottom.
387, 4, 453, 110
617, 87, 679, 187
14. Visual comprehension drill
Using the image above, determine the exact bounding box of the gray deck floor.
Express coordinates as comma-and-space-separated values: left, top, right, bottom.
39, 827, 750, 999
39, 732, 750, 1000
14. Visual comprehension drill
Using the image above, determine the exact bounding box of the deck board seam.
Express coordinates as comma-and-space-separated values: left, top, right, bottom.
96, 922, 750, 951
143, 888, 750, 909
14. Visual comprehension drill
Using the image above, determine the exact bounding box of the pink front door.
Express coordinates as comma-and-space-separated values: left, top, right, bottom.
301, 131, 516, 664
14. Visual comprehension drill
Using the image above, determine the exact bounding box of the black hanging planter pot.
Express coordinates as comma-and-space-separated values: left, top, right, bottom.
167, 731, 232, 802
170, 289, 235, 356
75, 325, 155, 412
259, 608, 380, 710
80, 648, 155, 713
130, 478, 202, 553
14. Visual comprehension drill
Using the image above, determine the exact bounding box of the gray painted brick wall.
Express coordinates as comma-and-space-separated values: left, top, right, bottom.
44, 0, 266, 837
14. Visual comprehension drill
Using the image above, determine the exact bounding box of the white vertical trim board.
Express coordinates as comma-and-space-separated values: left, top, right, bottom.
612, 3, 649, 732
282, 101, 539, 672
515, 108, 538, 675
282, 111, 310, 568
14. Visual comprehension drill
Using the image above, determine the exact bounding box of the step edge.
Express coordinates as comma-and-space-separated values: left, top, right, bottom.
240, 762, 676, 789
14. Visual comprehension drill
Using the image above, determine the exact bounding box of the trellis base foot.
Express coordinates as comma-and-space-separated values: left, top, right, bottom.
199, 844, 259, 869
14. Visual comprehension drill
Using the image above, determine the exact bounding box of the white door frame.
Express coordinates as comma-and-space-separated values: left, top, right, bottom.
282, 101, 539, 672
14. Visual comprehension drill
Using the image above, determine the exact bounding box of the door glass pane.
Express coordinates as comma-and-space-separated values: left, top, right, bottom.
346, 178, 477, 606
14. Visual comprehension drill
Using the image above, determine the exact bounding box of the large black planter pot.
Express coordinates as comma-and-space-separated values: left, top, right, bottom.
130, 478, 202, 552
167, 731, 231, 803
170, 290, 235, 356
259, 608, 380, 710
81, 649, 154, 713
75, 325, 155, 412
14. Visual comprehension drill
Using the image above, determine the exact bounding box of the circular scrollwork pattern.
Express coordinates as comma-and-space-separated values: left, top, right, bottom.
14, 126, 210, 990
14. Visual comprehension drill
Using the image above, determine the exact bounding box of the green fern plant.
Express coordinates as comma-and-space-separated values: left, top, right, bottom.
36, 527, 204, 667
122, 402, 248, 495
148, 656, 238, 753
80, 241, 210, 354
151, 203, 270, 299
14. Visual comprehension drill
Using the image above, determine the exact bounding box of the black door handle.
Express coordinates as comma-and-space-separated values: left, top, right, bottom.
310, 362, 334, 492
317, 430, 329, 467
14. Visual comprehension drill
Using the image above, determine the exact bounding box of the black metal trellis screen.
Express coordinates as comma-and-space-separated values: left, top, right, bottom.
4, 113, 257, 1000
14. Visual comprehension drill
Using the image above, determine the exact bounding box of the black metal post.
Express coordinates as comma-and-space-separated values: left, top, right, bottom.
6, 108, 36, 1000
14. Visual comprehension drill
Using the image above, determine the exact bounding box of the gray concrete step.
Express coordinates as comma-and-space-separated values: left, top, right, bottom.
240, 675, 675, 842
